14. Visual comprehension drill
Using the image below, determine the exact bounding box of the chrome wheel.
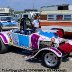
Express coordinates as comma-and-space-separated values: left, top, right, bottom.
43, 51, 61, 68
44, 52, 57, 66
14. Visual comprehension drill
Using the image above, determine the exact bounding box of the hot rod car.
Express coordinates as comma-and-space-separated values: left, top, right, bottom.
0, 17, 66, 68
0, 28, 64, 68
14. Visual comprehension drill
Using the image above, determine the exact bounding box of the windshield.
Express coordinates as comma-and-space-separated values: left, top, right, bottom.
0, 17, 14, 21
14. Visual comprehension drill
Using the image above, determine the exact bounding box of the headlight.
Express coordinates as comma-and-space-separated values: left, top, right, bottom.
51, 38, 55, 42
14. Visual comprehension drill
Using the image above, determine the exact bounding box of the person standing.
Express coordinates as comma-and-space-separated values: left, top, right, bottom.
20, 17, 26, 31
32, 15, 40, 32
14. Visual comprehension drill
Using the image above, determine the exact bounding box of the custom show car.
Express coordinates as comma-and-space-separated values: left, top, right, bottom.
0, 29, 64, 68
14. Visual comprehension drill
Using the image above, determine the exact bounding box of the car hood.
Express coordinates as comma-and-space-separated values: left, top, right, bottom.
37, 31, 64, 44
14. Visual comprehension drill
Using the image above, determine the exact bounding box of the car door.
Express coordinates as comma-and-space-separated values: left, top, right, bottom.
18, 34, 30, 48
11, 33, 30, 48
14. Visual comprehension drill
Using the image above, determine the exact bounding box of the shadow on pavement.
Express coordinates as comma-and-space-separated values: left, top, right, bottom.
8, 46, 32, 56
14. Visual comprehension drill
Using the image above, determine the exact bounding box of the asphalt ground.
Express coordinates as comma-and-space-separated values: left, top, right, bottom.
0, 36, 72, 72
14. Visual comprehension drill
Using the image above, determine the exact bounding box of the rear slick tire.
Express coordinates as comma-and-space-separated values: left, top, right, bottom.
0, 38, 8, 53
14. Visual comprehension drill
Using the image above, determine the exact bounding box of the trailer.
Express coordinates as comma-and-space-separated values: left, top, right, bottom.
40, 4, 72, 37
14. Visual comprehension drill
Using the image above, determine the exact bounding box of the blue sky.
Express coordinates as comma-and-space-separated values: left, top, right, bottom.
0, 0, 72, 11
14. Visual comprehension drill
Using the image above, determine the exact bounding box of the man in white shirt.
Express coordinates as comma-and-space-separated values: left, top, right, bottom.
32, 15, 40, 32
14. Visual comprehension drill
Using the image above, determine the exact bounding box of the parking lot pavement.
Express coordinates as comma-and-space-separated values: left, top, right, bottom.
0, 46, 72, 72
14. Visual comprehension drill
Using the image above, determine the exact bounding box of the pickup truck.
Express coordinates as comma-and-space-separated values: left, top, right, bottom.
0, 16, 19, 31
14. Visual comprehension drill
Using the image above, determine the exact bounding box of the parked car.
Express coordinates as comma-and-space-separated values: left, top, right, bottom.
0, 28, 64, 68
0, 16, 19, 31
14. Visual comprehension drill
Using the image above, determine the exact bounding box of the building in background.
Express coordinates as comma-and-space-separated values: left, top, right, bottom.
40, 4, 72, 36
0, 8, 14, 16
40, 4, 72, 20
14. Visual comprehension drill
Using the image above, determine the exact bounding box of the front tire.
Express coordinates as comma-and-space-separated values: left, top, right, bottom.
0, 38, 8, 53
43, 51, 61, 68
